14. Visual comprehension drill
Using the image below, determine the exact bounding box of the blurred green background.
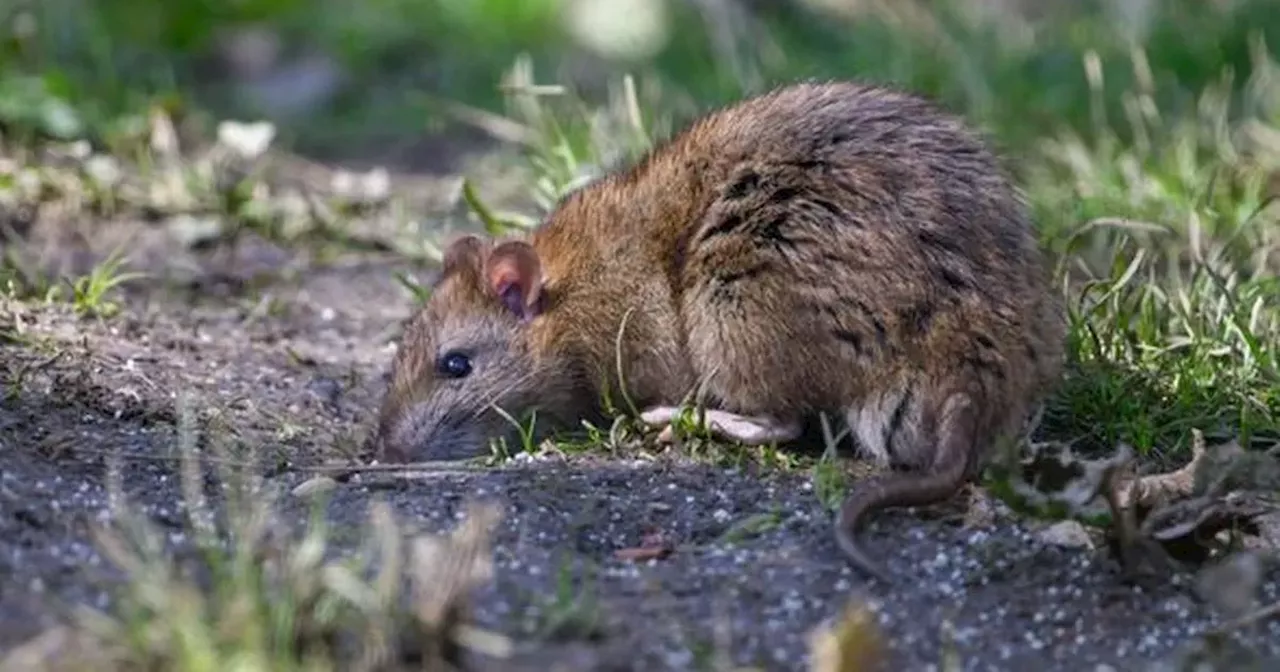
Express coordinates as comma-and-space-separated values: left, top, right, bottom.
2, 0, 1277, 162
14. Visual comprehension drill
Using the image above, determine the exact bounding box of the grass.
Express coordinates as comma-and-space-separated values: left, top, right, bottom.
3, 0, 1280, 670
1029, 43, 1280, 460
5, 0, 1280, 156
1, 397, 512, 672
1, 247, 143, 319
57, 248, 145, 318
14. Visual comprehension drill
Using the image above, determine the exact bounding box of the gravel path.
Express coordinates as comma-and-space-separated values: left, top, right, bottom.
3, 233, 1279, 671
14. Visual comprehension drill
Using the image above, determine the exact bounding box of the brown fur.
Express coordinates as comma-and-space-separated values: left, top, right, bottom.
372, 80, 1067, 582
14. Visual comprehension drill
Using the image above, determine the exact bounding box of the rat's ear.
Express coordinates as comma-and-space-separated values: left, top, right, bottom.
441, 234, 488, 276
484, 240, 544, 321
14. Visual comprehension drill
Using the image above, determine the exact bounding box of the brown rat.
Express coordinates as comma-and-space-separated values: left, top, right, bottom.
372, 80, 1066, 583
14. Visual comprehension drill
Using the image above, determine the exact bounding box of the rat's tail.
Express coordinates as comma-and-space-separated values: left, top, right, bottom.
834, 392, 977, 583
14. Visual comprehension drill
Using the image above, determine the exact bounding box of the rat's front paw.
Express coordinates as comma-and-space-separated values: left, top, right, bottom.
640, 406, 802, 445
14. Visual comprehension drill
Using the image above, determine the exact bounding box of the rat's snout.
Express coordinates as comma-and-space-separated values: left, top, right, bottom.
369, 425, 407, 464
373, 402, 493, 463
370, 403, 428, 463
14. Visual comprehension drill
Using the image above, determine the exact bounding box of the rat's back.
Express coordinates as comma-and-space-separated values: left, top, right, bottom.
529, 80, 1062, 425
670, 78, 1063, 452
554, 80, 1036, 286
680, 80, 1029, 251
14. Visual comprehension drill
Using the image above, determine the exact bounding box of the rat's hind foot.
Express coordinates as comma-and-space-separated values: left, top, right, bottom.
640, 406, 803, 445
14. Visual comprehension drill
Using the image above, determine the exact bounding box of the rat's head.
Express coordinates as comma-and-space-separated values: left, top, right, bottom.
372, 234, 580, 462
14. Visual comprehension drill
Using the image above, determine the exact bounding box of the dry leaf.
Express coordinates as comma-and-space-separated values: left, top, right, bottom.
291, 475, 337, 498
808, 598, 888, 672
1143, 492, 1275, 547
614, 529, 674, 562
1113, 429, 1208, 511
409, 501, 501, 630
1005, 439, 1134, 521
1101, 457, 1179, 581
148, 107, 180, 160
1103, 429, 1280, 570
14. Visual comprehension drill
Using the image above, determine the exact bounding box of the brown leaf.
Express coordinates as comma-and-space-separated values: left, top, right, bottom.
1114, 429, 1208, 511
1101, 457, 1179, 582
614, 529, 674, 562
808, 598, 888, 672
1143, 492, 1274, 543
1100, 430, 1280, 579
613, 546, 672, 562
409, 500, 502, 630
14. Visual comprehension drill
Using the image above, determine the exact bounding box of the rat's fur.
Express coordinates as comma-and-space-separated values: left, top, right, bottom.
373, 80, 1067, 582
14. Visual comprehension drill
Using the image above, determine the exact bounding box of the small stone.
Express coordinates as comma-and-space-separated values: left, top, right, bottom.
305, 376, 343, 407
291, 476, 337, 498
1196, 551, 1264, 619
216, 119, 276, 160
1035, 521, 1095, 549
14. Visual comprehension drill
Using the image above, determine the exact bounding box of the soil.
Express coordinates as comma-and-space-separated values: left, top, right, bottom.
2, 150, 1279, 672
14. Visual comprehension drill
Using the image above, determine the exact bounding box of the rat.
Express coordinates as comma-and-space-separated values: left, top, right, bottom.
371, 80, 1067, 583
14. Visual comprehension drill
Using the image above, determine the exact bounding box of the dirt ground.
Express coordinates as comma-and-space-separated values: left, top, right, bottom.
2, 153, 1280, 671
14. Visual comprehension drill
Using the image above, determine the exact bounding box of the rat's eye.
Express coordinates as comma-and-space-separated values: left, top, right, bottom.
436, 351, 473, 379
